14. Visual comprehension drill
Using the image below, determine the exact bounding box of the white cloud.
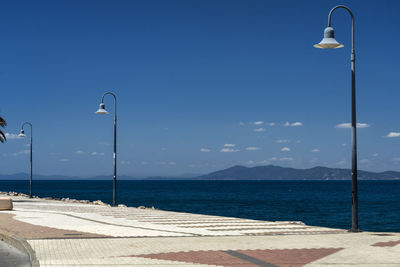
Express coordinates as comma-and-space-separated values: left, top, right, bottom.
168, 161, 176, 165
239, 122, 245, 126
276, 139, 289, 143
220, 148, 239, 153
291, 122, 303, 127
281, 147, 291, 152
372, 153, 379, 157
311, 149, 320, 153
253, 121, 264, 125
280, 157, 293, 161
335, 123, 370, 128
359, 159, 369, 164
200, 148, 211, 152
91, 152, 105, 156
342, 143, 348, 147
269, 157, 278, 161
357, 123, 371, 128
75, 150, 85, 155
253, 128, 265, 132
12, 150, 30, 156
386, 132, 400, 138
393, 157, 400, 162
246, 147, 261, 151
267, 122, 275, 126
224, 144, 236, 147
245, 160, 255, 165
60, 158, 70, 162
258, 160, 270, 165
121, 160, 131, 165
336, 160, 346, 165
284, 122, 303, 127
4, 133, 20, 139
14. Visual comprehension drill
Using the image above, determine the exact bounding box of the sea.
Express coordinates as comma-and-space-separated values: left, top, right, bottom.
0, 180, 399, 232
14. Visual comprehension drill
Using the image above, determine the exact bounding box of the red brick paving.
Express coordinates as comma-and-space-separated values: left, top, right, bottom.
0, 213, 107, 239
371, 240, 400, 247
133, 248, 343, 267
135, 250, 257, 266
238, 248, 343, 267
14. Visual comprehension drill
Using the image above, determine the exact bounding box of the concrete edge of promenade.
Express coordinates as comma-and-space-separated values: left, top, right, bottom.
0, 189, 121, 267
0, 189, 166, 267
0, 227, 39, 267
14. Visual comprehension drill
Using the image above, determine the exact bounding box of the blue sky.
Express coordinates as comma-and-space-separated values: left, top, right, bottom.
1, 0, 400, 177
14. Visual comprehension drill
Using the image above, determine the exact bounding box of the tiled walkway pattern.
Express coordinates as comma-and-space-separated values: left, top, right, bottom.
9, 198, 345, 238
0, 195, 400, 266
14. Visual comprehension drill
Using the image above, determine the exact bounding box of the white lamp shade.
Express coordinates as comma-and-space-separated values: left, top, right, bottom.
18, 130, 26, 138
95, 103, 109, 114
314, 27, 344, 49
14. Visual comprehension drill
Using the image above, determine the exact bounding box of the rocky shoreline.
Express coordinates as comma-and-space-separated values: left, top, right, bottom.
0, 191, 156, 210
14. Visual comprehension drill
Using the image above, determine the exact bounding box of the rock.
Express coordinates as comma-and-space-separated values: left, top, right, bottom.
80, 200, 90, 204
43, 197, 53, 200
138, 206, 146, 209
117, 204, 127, 208
93, 200, 106, 206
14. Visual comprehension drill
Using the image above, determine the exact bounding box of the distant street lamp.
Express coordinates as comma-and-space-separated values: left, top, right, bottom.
18, 122, 33, 198
95, 92, 117, 207
314, 5, 360, 232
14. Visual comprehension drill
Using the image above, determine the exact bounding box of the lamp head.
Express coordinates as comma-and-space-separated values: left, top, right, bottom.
95, 103, 109, 114
314, 27, 344, 49
18, 129, 26, 138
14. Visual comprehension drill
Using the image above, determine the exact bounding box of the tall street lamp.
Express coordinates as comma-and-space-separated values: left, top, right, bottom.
314, 5, 360, 232
95, 92, 117, 207
18, 122, 33, 198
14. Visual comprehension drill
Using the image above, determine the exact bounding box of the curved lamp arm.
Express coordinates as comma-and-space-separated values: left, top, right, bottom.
101, 92, 117, 120
21, 122, 33, 132
20, 122, 33, 140
327, 5, 354, 51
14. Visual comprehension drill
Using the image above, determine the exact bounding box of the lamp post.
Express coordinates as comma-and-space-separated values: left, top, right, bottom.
314, 5, 359, 232
18, 122, 33, 198
95, 92, 117, 207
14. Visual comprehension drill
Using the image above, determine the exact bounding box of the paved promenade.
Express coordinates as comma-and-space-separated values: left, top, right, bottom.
0, 193, 400, 266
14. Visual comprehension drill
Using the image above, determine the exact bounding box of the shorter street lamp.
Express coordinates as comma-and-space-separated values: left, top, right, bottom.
18, 122, 33, 198
95, 92, 117, 206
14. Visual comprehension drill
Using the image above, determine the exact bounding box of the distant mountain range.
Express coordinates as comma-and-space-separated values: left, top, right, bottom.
1, 165, 400, 180
194, 165, 400, 180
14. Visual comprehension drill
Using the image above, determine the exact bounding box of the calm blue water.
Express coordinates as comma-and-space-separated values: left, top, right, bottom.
0, 180, 399, 232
